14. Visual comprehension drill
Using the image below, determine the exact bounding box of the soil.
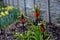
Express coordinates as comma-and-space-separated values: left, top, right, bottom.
0, 22, 28, 40
0, 22, 60, 40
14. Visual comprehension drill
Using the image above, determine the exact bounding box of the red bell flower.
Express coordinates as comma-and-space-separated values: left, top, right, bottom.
41, 27, 45, 33
34, 11, 40, 17
40, 24, 45, 33
21, 14, 26, 24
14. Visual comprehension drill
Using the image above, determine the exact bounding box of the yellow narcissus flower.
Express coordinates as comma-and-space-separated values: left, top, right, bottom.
7, 6, 13, 11
5, 11, 9, 15
1, 12, 5, 16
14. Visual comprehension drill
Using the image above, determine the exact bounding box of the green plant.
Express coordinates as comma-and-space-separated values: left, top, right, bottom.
0, 3, 6, 8
14, 22, 51, 40
0, 6, 20, 29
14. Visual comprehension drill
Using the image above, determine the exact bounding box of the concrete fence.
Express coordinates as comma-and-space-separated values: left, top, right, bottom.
3, 0, 60, 25
3, 0, 49, 22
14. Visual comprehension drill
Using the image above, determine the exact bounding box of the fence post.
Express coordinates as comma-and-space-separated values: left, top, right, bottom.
24, 0, 27, 16
48, 0, 51, 23
17, 0, 19, 8
34, 0, 35, 8
12, 0, 14, 6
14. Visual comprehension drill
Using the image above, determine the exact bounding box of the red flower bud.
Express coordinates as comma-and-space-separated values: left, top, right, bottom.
41, 27, 45, 33
40, 24, 45, 33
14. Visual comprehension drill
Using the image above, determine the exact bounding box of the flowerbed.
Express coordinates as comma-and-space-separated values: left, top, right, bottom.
14, 22, 52, 40
13, 5, 52, 40
0, 6, 20, 29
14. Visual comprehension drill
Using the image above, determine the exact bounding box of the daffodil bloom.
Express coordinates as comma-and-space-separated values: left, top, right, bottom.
1, 12, 5, 16
7, 6, 13, 11
5, 11, 9, 15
